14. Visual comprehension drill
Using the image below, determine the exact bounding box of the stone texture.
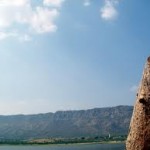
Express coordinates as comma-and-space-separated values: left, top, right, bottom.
126, 57, 150, 150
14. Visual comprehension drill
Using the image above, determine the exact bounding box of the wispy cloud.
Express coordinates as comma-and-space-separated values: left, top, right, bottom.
43, 0, 65, 7
100, 0, 119, 21
0, 31, 18, 40
0, 0, 65, 41
130, 85, 138, 93
0, 98, 53, 115
18, 34, 32, 42
83, 0, 91, 6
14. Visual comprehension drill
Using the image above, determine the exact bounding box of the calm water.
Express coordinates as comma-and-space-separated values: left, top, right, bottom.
0, 144, 125, 150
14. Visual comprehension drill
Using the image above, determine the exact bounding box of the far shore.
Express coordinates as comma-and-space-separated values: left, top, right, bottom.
0, 135, 126, 146
0, 141, 125, 146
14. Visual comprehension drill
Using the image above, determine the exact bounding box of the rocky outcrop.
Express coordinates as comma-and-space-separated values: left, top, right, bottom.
126, 57, 150, 150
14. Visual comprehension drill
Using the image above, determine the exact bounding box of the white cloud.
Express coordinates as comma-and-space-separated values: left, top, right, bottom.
0, 0, 30, 28
0, 0, 64, 40
100, 0, 119, 21
0, 0, 28, 6
83, 0, 91, 6
43, 0, 65, 7
29, 7, 58, 33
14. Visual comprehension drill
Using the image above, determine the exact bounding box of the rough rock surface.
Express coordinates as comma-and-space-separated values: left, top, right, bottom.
126, 57, 150, 150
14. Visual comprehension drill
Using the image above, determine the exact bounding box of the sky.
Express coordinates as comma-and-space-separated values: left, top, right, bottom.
0, 0, 149, 115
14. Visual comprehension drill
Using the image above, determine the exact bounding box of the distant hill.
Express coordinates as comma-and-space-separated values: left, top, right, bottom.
0, 105, 133, 140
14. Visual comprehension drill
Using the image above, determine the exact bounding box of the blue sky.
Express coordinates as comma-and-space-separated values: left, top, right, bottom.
0, 0, 149, 114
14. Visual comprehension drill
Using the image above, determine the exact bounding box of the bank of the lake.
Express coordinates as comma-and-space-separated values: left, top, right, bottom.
0, 135, 126, 145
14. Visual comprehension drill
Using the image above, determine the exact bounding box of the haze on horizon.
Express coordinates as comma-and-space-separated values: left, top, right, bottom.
0, 0, 149, 115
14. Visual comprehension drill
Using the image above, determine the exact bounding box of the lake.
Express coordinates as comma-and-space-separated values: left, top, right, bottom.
0, 143, 125, 150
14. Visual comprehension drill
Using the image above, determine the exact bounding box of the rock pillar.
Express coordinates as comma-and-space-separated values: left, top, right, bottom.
126, 56, 150, 150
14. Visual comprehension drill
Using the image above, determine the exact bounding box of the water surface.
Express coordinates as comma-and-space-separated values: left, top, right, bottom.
0, 143, 125, 150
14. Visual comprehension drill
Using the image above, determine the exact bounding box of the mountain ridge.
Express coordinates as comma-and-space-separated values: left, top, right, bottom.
0, 105, 132, 116
0, 105, 133, 140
